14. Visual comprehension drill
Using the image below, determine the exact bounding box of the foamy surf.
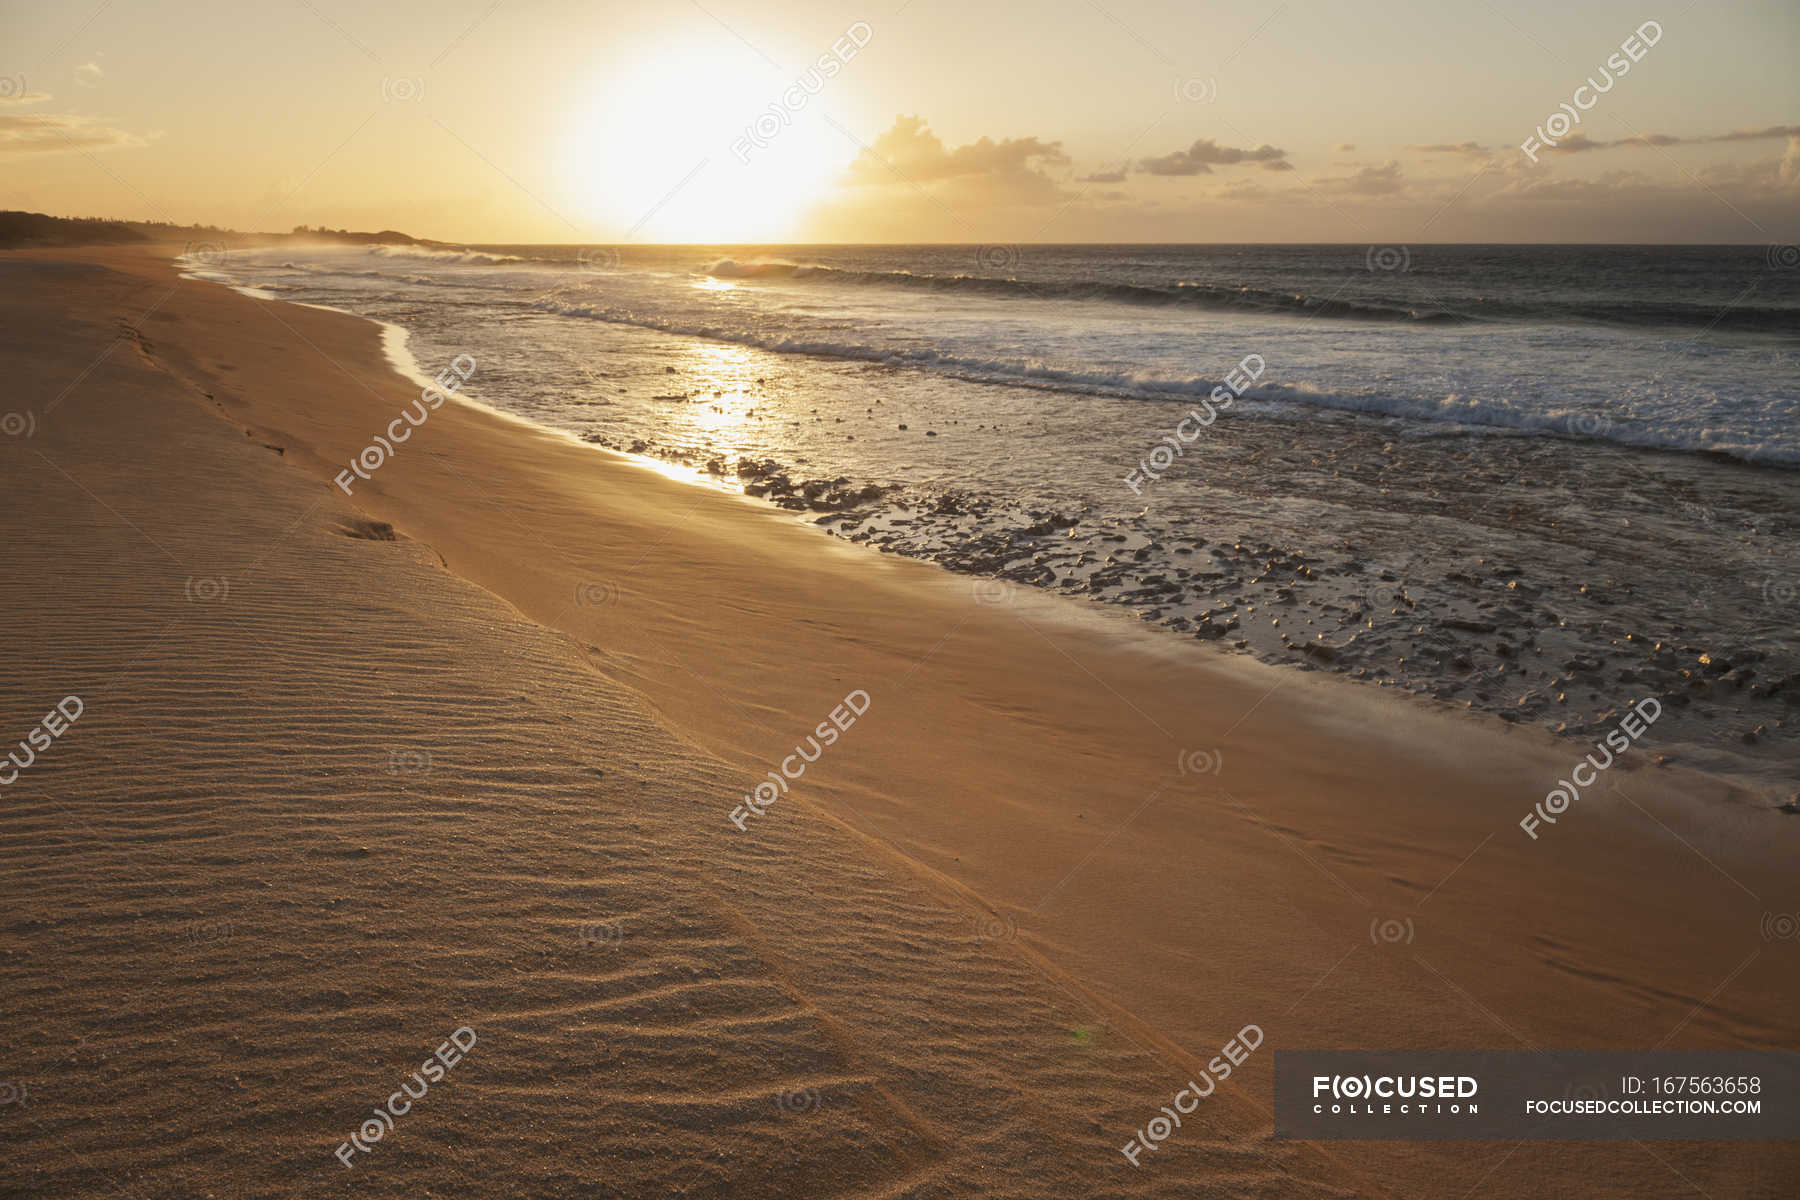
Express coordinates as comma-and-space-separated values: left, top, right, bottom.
180, 241, 1800, 780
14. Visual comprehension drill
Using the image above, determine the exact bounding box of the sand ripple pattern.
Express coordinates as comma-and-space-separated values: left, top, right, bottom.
0, 262, 1348, 1198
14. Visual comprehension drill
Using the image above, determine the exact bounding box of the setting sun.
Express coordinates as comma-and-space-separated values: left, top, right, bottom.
4, 1, 1797, 1197
557, 41, 846, 241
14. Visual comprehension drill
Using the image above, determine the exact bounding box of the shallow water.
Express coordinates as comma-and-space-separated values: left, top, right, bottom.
197, 243, 1800, 789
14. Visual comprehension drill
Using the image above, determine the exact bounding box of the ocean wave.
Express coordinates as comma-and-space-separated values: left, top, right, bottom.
702, 259, 1465, 323
532, 295, 1799, 466
699, 258, 1800, 334
370, 244, 524, 265
538, 294, 1256, 395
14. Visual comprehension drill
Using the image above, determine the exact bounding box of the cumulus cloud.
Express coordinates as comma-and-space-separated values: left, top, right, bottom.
811, 115, 1078, 239
74, 62, 103, 88
818, 112, 1800, 239
1137, 137, 1291, 175
844, 115, 1068, 187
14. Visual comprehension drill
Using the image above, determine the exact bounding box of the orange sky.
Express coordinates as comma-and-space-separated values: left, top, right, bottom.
2, 0, 1795, 243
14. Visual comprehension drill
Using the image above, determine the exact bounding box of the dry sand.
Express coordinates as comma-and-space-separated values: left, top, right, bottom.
1, 246, 1795, 1198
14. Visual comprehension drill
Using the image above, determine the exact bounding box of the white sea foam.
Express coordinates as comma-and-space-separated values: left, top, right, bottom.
529, 297, 1800, 466
192, 243, 1800, 468
368, 244, 524, 265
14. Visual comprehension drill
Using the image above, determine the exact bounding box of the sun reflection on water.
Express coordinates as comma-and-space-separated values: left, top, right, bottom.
671, 342, 761, 440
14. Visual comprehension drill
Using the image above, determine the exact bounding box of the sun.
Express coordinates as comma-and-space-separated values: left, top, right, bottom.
557, 41, 847, 242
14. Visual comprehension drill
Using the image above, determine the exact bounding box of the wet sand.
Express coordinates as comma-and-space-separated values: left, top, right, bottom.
2, 246, 1797, 1198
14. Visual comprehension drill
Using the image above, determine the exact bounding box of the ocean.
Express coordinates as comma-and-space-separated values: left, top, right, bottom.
190, 242, 1800, 783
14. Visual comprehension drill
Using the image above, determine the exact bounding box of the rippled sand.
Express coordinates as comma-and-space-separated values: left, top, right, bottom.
4, 249, 1796, 1198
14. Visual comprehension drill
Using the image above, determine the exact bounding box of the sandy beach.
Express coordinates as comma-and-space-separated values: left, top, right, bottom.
3, 245, 1796, 1198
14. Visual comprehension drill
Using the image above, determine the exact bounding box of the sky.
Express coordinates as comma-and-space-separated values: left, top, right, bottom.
1, 0, 1796, 244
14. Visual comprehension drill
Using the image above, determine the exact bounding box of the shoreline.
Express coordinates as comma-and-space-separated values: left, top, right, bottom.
189, 241, 1800, 791
7, 243, 1799, 1197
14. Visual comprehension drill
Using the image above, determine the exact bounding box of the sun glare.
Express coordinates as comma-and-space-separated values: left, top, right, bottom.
558, 43, 846, 242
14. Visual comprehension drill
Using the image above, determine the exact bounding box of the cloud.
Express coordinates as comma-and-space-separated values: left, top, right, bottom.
814, 114, 1799, 241
812, 115, 1078, 239
1333, 142, 1356, 152
1406, 141, 1492, 158
1138, 137, 1290, 176
1543, 133, 1606, 155
74, 62, 103, 88
1543, 123, 1800, 155
1686, 124, 1800, 144
1315, 160, 1405, 195
0, 95, 146, 156
844, 115, 1068, 187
